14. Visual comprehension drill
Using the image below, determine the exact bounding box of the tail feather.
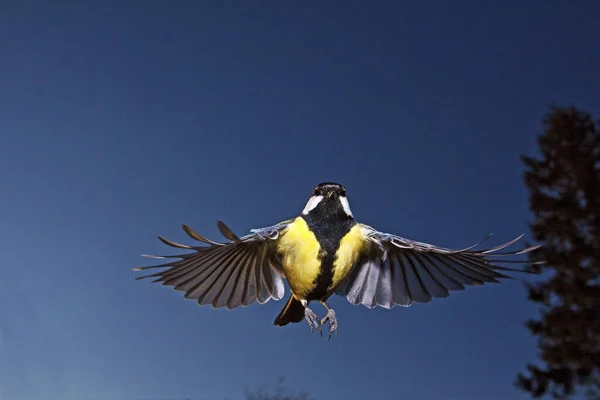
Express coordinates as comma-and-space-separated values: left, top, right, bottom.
274, 296, 305, 326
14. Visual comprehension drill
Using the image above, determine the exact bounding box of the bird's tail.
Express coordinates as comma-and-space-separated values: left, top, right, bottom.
274, 295, 305, 326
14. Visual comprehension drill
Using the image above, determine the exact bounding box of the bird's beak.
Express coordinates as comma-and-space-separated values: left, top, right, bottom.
327, 191, 336, 200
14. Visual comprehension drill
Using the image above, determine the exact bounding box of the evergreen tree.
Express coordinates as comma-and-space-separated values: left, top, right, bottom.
517, 105, 600, 399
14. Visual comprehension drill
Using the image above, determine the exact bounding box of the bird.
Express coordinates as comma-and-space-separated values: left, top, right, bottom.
134, 182, 542, 338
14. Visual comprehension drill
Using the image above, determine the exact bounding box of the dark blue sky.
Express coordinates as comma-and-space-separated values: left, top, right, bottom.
1, 2, 599, 400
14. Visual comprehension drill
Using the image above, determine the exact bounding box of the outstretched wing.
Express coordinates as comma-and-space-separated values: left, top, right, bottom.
335, 224, 543, 309
134, 220, 292, 310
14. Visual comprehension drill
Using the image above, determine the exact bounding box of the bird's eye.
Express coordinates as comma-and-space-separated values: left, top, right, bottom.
341, 188, 346, 196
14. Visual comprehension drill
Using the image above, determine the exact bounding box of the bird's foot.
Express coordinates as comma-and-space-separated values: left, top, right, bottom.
320, 307, 338, 339
304, 307, 322, 336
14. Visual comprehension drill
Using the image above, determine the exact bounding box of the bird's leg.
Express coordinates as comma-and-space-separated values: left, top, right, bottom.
301, 300, 322, 336
320, 301, 338, 339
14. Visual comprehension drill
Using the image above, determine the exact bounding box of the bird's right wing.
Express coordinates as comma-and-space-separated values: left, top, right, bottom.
134, 220, 292, 310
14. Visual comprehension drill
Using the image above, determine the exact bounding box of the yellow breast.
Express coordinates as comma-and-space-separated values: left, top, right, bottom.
276, 217, 323, 298
330, 224, 368, 290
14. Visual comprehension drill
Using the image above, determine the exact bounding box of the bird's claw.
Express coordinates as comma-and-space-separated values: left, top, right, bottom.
304, 307, 322, 336
320, 308, 338, 340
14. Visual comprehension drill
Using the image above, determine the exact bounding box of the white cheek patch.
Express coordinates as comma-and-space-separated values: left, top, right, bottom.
339, 196, 353, 217
302, 196, 323, 215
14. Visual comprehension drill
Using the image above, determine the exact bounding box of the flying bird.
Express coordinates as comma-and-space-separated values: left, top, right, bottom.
134, 182, 541, 338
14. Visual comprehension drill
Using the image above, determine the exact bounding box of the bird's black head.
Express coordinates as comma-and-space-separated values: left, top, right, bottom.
302, 182, 353, 218
312, 182, 347, 198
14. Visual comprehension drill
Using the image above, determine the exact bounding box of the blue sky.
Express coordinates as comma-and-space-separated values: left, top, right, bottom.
1, 2, 599, 400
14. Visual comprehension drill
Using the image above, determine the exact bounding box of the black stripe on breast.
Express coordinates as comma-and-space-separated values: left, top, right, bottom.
301, 210, 356, 301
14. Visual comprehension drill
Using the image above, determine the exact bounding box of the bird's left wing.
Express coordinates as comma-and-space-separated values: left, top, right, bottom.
134, 220, 292, 310
335, 224, 542, 309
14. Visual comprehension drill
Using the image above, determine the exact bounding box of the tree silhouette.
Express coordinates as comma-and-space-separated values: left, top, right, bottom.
245, 377, 313, 400
516, 105, 600, 399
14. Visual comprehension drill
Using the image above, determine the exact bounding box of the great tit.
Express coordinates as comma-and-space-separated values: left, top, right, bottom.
134, 182, 541, 338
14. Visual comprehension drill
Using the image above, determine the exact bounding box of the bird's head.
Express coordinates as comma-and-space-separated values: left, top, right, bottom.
302, 182, 353, 218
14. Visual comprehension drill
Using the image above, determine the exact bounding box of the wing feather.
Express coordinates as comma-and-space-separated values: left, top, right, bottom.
357, 259, 381, 308
176, 245, 238, 290
406, 252, 450, 299
134, 221, 290, 309
375, 255, 394, 308
400, 252, 432, 303
345, 256, 372, 305
242, 253, 259, 306
336, 225, 542, 309
217, 220, 241, 242
390, 253, 412, 306
256, 246, 280, 304
182, 245, 243, 298
214, 248, 250, 309
197, 249, 243, 306
210, 245, 252, 308
225, 249, 254, 309
182, 223, 224, 246
418, 253, 466, 291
